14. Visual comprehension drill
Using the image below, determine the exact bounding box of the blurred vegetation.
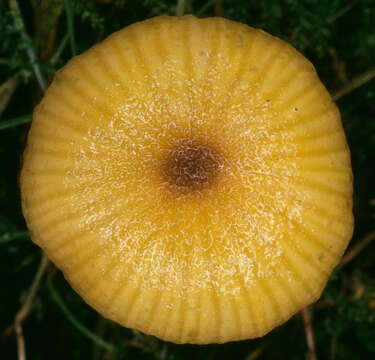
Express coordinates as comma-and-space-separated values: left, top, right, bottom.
1, 0, 374, 359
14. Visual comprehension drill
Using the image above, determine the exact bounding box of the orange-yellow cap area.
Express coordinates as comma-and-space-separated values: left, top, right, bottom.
21, 15, 354, 344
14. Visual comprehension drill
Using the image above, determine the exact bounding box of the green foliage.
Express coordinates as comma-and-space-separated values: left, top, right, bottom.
1, 0, 374, 359
0, 3, 29, 73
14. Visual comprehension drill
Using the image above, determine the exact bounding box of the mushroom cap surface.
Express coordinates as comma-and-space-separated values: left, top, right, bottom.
21, 15, 354, 344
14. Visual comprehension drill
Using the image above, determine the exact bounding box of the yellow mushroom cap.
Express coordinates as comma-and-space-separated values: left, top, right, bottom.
21, 15, 354, 344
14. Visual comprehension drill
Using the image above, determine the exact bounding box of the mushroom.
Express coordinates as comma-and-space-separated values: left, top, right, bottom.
20, 15, 353, 344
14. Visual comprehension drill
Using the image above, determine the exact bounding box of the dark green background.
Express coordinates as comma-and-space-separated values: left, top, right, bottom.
1, 0, 374, 359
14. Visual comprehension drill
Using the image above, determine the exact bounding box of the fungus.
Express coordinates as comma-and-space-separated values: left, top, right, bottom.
20, 15, 354, 344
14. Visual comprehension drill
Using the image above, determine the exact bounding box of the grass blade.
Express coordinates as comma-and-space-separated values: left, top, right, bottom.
47, 277, 118, 353
0, 115, 32, 130
64, 0, 77, 56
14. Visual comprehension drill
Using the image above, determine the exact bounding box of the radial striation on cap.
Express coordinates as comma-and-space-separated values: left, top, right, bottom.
21, 15, 354, 344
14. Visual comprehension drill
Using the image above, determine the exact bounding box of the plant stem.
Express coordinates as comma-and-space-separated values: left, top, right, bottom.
341, 229, 375, 265
0, 75, 20, 116
176, 0, 185, 16
47, 277, 118, 352
301, 307, 318, 360
332, 68, 375, 101
329, 0, 359, 22
0, 115, 32, 131
215, 0, 224, 16
14, 254, 49, 360
196, 0, 215, 17
64, 0, 77, 56
50, 33, 70, 66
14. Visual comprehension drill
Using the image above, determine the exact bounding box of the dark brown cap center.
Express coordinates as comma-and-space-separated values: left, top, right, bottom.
163, 139, 222, 192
